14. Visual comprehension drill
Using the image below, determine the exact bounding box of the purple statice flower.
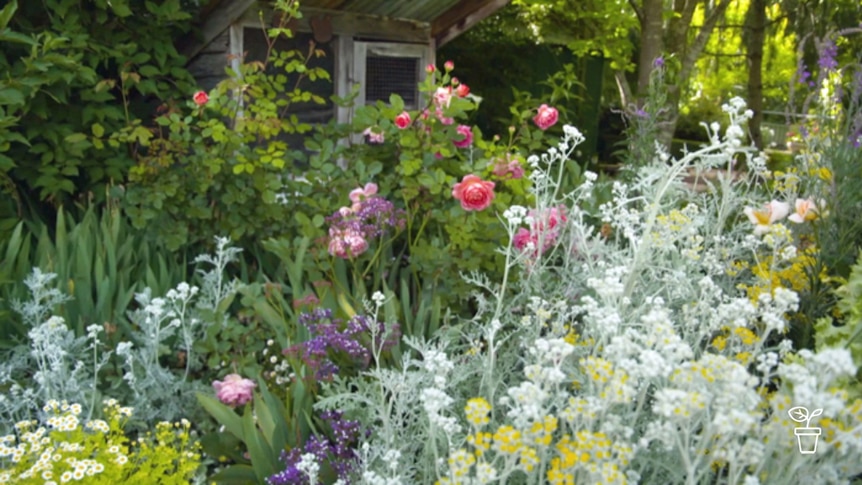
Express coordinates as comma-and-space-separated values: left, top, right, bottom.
818, 39, 838, 71
353, 197, 406, 237
325, 195, 406, 259
284, 312, 400, 381
653, 56, 664, 69
634, 107, 649, 119
268, 411, 362, 485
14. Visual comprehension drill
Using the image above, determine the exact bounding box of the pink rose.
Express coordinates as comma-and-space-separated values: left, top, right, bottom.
395, 111, 411, 129
513, 228, 535, 251
455, 84, 470, 98
452, 174, 495, 211
363, 127, 385, 144
533, 104, 559, 130
492, 155, 525, 179
349, 182, 378, 211
531, 206, 567, 232
453, 125, 473, 148
328, 228, 368, 258
213, 374, 255, 407
426, 63, 436, 74
193, 90, 209, 106
444, 60, 454, 72
508, 161, 524, 179
434, 87, 452, 109
349, 182, 378, 203
435, 107, 454, 126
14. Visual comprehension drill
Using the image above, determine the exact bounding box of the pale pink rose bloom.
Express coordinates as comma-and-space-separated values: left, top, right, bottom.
328, 236, 347, 258
434, 87, 452, 109
349, 183, 378, 203
788, 198, 819, 223
193, 90, 209, 106
453, 125, 473, 148
744, 200, 790, 235
344, 229, 368, 256
328, 228, 368, 258
395, 111, 411, 129
531, 206, 567, 232
213, 374, 256, 407
493, 156, 525, 179
508, 160, 524, 179
363, 127, 384, 144
533, 104, 559, 130
452, 174, 495, 211
435, 107, 454, 126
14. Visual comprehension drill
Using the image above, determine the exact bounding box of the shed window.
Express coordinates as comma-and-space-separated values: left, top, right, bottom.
365, 55, 420, 107
354, 42, 429, 110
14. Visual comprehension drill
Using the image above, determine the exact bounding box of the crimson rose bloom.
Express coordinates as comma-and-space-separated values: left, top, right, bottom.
452, 174, 495, 211
533, 104, 559, 130
193, 90, 209, 106
394, 111, 411, 129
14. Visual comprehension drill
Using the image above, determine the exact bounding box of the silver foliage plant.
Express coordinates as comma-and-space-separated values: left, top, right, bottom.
317, 99, 862, 484
0, 237, 243, 430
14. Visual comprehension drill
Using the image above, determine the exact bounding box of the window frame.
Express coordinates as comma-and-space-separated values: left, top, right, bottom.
352, 41, 429, 110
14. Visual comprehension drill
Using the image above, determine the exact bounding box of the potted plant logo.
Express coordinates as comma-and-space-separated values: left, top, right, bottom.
788, 406, 823, 454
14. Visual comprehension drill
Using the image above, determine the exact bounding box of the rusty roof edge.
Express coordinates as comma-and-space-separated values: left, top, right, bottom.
300, 6, 433, 30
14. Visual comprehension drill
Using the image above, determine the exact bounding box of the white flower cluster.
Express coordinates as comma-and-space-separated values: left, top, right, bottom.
419, 348, 461, 436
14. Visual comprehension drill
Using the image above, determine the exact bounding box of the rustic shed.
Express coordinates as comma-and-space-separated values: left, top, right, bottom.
183, 0, 509, 128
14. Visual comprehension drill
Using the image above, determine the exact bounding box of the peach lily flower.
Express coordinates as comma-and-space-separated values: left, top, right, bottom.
744, 200, 790, 235
788, 198, 819, 223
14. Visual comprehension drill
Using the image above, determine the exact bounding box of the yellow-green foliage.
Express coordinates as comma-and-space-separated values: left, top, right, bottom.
683, 0, 797, 119
0, 400, 201, 484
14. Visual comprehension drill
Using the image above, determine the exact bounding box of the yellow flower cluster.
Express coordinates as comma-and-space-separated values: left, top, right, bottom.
711, 327, 760, 363
0, 400, 201, 484
736, 246, 824, 305
440, 395, 634, 484
547, 431, 632, 485
578, 357, 634, 404
464, 398, 491, 428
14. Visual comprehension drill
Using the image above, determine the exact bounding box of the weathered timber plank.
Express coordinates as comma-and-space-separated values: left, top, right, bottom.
180, 0, 257, 60
432, 0, 510, 47
238, 5, 432, 43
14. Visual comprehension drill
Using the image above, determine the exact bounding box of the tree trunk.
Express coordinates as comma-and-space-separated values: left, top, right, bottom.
637, 0, 664, 95
657, 0, 734, 147
745, 0, 767, 149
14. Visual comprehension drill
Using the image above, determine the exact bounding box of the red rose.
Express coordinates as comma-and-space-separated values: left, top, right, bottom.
452, 174, 495, 212
395, 111, 411, 129
533, 104, 559, 130
453, 124, 473, 148
193, 90, 209, 106
455, 84, 470, 98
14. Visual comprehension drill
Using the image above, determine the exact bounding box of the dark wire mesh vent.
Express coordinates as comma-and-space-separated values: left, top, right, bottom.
365, 55, 419, 107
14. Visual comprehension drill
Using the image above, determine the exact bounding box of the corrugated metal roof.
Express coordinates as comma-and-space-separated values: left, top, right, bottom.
301, 0, 462, 23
